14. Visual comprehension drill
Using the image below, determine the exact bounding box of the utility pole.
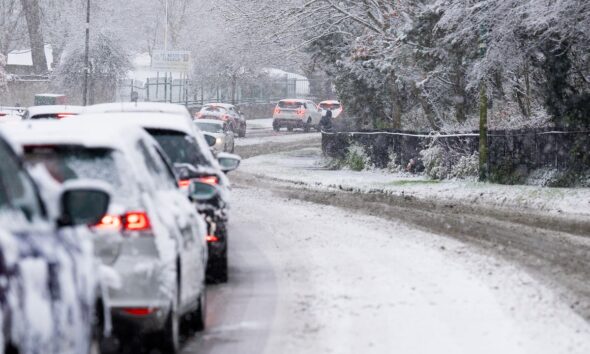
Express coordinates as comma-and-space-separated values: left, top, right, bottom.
478, 23, 489, 182
82, 0, 90, 106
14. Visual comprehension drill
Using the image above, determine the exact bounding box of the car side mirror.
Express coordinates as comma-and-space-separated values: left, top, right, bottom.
217, 152, 241, 173
57, 183, 110, 227
189, 181, 219, 202
204, 134, 217, 147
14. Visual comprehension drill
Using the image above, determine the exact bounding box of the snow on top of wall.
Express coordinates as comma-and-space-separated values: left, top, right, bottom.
264, 68, 308, 81
7, 44, 54, 70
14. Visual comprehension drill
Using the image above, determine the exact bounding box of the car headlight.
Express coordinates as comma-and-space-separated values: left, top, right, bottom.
216, 137, 223, 145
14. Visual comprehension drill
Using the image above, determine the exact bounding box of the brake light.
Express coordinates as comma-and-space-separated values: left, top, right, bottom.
206, 235, 219, 243
123, 211, 151, 231
178, 179, 191, 189
199, 176, 219, 185
274, 107, 281, 115
57, 113, 75, 119
121, 307, 158, 316
94, 214, 122, 230
196, 112, 203, 119
221, 114, 229, 121
297, 108, 305, 116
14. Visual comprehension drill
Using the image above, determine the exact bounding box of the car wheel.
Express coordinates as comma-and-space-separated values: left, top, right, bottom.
207, 253, 228, 284
239, 124, 246, 138
159, 294, 180, 353
272, 121, 280, 132
304, 118, 312, 132
231, 142, 235, 153
190, 285, 207, 332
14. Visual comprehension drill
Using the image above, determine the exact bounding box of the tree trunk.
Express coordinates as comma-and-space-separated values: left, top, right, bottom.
20, 0, 47, 74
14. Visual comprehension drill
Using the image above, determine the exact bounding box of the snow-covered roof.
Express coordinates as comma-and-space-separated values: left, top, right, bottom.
195, 119, 224, 125
0, 119, 149, 152
264, 68, 307, 81
203, 103, 235, 109
26, 105, 84, 117
319, 100, 341, 104
7, 44, 54, 70
84, 102, 190, 117
78, 112, 195, 136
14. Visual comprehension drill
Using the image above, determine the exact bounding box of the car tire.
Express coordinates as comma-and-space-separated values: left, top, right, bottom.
191, 286, 207, 332
231, 142, 235, 153
207, 252, 228, 284
304, 118, 312, 133
159, 293, 180, 353
273, 121, 280, 132
239, 124, 246, 138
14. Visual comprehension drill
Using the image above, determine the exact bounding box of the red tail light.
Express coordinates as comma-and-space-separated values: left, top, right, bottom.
296, 108, 305, 116
206, 235, 219, 243
196, 112, 203, 119
121, 307, 158, 316
94, 214, 122, 230
123, 211, 151, 231
57, 113, 75, 119
221, 114, 229, 121
199, 176, 219, 185
274, 107, 281, 115
178, 179, 191, 189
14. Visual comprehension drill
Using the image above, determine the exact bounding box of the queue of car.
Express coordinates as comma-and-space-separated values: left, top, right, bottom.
0, 102, 242, 354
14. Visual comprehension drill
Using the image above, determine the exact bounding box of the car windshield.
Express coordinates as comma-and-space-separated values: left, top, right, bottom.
196, 122, 224, 133
147, 129, 212, 168
23, 146, 136, 201
278, 101, 304, 109
320, 103, 341, 110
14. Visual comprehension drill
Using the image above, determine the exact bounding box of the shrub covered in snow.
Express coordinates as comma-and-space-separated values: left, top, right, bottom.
450, 152, 479, 180
420, 144, 447, 180
345, 143, 371, 171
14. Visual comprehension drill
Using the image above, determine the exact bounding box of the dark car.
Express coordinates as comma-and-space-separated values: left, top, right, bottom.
0, 133, 110, 354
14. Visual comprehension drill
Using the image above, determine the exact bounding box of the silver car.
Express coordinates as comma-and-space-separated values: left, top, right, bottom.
195, 119, 236, 153
3, 119, 209, 353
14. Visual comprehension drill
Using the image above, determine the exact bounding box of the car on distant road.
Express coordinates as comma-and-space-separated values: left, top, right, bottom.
0, 129, 111, 354
196, 103, 247, 138
195, 119, 235, 153
23, 105, 84, 120
3, 119, 209, 353
318, 100, 344, 118
272, 99, 322, 132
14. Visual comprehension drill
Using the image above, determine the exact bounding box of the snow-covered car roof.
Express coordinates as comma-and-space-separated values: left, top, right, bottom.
79, 112, 195, 136
319, 100, 341, 104
202, 103, 235, 109
278, 98, 307, 103
84, 102, 191, 117
0, 118, 152, 153
26, 105, 84, 117
195, 119, 225, 126
77, 112, 221, 170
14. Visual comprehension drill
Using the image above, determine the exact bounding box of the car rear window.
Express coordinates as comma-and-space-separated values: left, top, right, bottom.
319, 103, 341, 110
278, 101, 305, 109
30, 113, 78, 120
195, 122, 224, 133
147, 129, 212, 168
23, 146, 136, 200
201, 106, 227, 114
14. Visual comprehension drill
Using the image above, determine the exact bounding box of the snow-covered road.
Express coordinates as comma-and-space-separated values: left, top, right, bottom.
183, 185, 590, 354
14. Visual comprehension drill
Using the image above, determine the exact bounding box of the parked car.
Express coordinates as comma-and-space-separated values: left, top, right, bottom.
23, 105, 84, 120
272, 99, 322, 132
196, 103, 247, 138
195, 119, 236, 153
318, 100, 344, 118
0, 130, 111, 354
78, 109, 241, 283
3, 119, 209, 353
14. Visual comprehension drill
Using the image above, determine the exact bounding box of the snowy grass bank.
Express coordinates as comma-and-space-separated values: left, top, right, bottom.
241, 147, 590, 218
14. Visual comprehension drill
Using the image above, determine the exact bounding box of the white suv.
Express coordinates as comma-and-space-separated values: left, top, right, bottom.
272, 99, 322, 132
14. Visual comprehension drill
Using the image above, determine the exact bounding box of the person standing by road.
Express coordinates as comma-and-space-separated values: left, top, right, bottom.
319, 109, 333, 131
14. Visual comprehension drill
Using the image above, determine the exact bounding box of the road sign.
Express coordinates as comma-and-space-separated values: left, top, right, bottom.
151, 50, 191, 72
